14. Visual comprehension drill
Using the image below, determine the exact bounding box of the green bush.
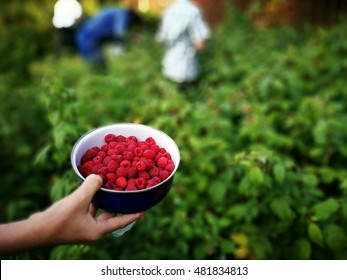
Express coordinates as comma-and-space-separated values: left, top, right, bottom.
1, 4, 347, 259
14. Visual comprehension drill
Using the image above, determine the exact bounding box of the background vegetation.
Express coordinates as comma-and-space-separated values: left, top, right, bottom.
1, 1, 347, 259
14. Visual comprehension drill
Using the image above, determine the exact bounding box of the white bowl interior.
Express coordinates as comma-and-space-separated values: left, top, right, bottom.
71, 123, 180, 181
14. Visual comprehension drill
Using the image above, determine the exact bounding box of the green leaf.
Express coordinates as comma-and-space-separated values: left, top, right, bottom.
221, 239, 235, 254
193, 245, 206, 260
273, 164, 285, 183
251, 237, 271, 259
270, 197, 293, 220
34, 144, 51, 166
239, 176, 251, 195
341, 200, 347, 220
313, 120, 328, 144
312, 198, 339, 221
323, 225, 347, 252
228, 204, 250, 221
303, 174, 319, 188
248, 166, 264, 185
208, 182, 227, 204
294, 238, 311, 260
341, 180, 347, 191
308, 223, 324, 247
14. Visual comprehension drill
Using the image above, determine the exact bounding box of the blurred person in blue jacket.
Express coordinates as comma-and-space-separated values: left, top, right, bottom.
156, 0, 210, 91
53, 1, 141, 69
75, 7, 140, 68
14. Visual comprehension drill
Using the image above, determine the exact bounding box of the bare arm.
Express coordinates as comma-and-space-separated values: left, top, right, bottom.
0, 174, 143, 256
194, 39, 206, 52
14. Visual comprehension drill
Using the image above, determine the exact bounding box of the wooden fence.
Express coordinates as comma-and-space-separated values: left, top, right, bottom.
122, 0, 347, 27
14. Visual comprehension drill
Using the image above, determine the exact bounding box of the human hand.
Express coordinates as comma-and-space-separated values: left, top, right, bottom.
31, 174, 144, 245
0, 174, 143, 255
195, 40, 206, 52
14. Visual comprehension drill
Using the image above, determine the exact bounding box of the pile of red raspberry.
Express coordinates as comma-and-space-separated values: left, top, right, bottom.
77, 133, 175, 191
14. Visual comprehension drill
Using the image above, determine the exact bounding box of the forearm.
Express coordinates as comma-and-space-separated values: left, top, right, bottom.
195, 40, 205, 52
0, 212, 52, 256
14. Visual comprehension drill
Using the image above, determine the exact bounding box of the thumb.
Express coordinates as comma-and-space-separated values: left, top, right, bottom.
76, 174, 103, 203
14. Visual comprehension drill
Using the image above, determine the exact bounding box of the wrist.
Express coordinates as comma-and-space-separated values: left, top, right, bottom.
27, 211, 55, 247
0, 212, 51, 255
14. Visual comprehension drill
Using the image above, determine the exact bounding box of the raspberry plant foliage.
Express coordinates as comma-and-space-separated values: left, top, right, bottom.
2, 3, 347, 260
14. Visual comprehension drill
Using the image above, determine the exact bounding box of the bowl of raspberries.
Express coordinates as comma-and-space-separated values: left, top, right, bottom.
71, 123, 180, 214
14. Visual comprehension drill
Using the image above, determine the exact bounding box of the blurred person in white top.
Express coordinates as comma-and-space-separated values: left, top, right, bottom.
156, 0, 210, 91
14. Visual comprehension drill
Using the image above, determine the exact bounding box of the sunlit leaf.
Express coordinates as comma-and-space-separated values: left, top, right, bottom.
308, 223, 324, 247
312, 198, 339, 221
273, 164, 285, 183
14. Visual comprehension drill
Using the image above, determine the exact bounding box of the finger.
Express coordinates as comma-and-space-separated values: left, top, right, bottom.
100, 212, 144, 234
76, 174, 103, 203
96, 211, 115, 222
88, 203, 98, 217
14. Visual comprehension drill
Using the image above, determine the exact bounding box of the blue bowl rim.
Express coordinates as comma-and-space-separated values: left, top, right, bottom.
71, 123, 180, 194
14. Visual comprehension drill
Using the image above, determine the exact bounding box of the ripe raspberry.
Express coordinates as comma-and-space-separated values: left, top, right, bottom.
149, 166, 159, 177
84, 149, 97, 161
93, 155, 103, 164
117, 167, 128, 177
138, 171, 150, 180
157, 157, 168, 168
166, 162, 175, 173
116, 135, 126, 142
80, 155, 89, 164
107, 149, 117, 156
91, 163, 104, 174
103, 155, 113, 165
150, 144, 160, 153
104, 182, 114, 189
143, 149, 156, 159
134, 147, 142, 156
122, 150, 134, 161
126, 136, 138, 143
126, 178, 137, 190
105, 134, 116, 143
133, 156, 140, 162
155, 152, 163, 162
98, 174, 106, 184
91, 146, 100, 154
126, 143, 136, 152
163, 152, 172, 160
137, 141, 146, 146
97, 151, 107, 158
136, 160, 147, 172
108, 142, 118, 149
126, 185, 137, 191
146, 179, 156, 188
116, 177, 127, 189
78, 165, 89, 177
120, 160, 131, 168
111, 154, 123, 163
144, 158, 154, 169
152, 176, 161, 184
115, 144, 125, 153
101, 144, 109, 152
127, 167, 137, 178
140, 144, 149, 152
159, 170, 170, 181
78, 133, 175, 191
106, 173, 117, 183
97, 166, 108, 176
83, 161, 94, 170
145, 137, 156, 145
147, 177, 161, 188
135, 178, 146, 189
